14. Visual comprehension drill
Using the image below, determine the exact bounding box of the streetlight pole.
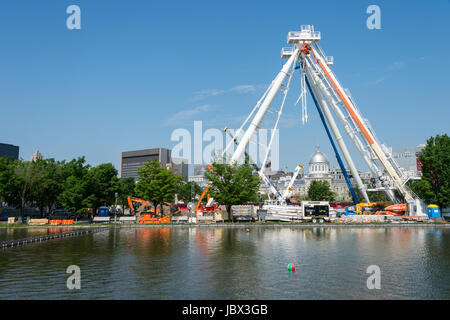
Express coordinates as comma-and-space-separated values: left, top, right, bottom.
114, 192, 118, 223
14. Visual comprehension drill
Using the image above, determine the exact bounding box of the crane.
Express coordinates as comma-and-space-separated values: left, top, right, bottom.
286, 25, 426, 217
281, 165, 304, 200
222, 25, 426, 217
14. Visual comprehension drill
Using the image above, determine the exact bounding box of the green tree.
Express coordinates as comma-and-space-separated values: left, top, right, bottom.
116, 177, 136, 213
31, 158, 64, 216
11, 160, 41, 217
411, 134, 450, 208
177, 181, 202, 204
135, 159, 182, 216
58, 157, 90, 216
204, 158, 260, 220
83, 163, 118, 213
307, 180, 335, 201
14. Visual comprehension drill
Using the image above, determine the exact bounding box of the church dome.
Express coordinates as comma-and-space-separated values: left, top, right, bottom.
308, 146, 329, 178
309, 145, 329, 165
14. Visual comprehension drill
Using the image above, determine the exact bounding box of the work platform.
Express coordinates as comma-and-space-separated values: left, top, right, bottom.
287, 25, 320, 44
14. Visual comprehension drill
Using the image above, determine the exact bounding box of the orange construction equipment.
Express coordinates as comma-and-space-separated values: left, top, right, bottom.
127, 196, 160, 217
374, 211, 403, 216
128, 197, 173, 223
374, 203, 407, 216
194, 185, 218, 218
385, 203, 407, 213
195, 185, 211, 217
138, 214, 160, 224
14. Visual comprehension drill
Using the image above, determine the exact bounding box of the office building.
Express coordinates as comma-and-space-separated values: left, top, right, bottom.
120, 148, 188, 181
0, 143, 19, 160
169, 158, 189, 182
391, 144, 425, 175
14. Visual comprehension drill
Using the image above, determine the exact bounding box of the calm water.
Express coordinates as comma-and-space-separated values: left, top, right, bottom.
0, 226, 449, 299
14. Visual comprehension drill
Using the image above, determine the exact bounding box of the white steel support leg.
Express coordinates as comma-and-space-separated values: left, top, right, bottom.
304, 56, 382, 179
305, 57, 396, 203
231, 48, 300, 164
310, 47, 412, 203
305, 64, 370, 203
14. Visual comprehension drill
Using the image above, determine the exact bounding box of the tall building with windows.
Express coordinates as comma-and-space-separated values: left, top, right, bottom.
391, 144, 425, 176
168, 158, 189, 182
120, 148, 188, 181
0, 143, 19, 160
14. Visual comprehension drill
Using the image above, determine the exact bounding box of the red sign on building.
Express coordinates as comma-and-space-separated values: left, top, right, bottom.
416, 152, 423, 172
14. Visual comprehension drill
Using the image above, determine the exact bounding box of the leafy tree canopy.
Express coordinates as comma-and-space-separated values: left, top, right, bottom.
135, 159, 183, 215
177, 181, 202, 204
410, 134, 450, 208
307, 180, 335, 202
204, 158, 260, 216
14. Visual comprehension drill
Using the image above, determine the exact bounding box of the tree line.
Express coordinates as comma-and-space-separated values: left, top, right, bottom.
0, 156, 136, 217
408, 134, 450, 209
3, 133, 445, 220
0, 156, 207, 218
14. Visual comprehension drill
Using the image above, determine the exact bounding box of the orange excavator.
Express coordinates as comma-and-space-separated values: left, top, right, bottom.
127, 196, 171, 224
127, 197, 158, 217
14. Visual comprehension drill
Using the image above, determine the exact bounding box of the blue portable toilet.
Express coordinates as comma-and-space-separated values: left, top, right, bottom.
427, 205, 441, 218
98, 206, 109, 217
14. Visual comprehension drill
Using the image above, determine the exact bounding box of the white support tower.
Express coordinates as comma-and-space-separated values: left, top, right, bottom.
223, 25, 426, 217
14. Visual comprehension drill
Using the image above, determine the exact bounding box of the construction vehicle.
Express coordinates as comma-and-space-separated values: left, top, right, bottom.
355, 202, 392, 215
344, 205, 356, 215
374, 203, 406, 217
127, 197, 158, 217
127, 196, 171, 224
281, 165, 304, 200
194, 185, 218, 221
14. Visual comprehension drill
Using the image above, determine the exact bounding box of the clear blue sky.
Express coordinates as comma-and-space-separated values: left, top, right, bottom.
1, 0, 449, 174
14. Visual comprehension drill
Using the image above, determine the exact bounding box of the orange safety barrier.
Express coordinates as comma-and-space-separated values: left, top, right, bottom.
160, 218, 171, 223
139, 220, 160, 224
62, 219, 74, 225
49, 220, 61, 225
138, 216, 160, 224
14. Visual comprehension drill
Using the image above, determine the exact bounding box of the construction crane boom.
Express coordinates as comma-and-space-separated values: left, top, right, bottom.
282, 165, 304, 200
